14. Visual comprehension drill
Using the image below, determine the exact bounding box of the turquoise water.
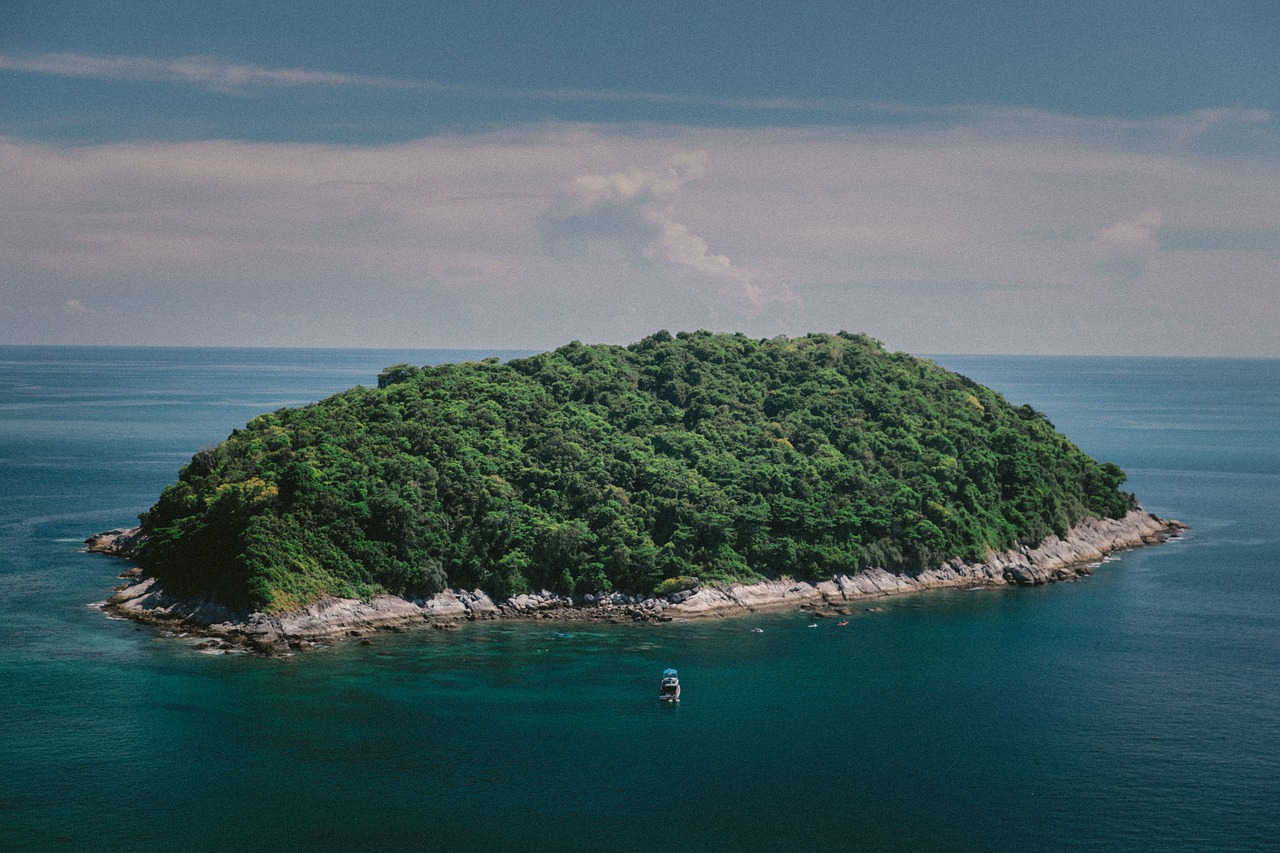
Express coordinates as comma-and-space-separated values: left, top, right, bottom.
1, 347, 1276, 851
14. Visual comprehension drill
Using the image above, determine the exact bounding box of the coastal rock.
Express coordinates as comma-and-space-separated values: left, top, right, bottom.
461, 590, 500, 619
270, 594, 430, 637
92, 509, 1184, 653
669, 509, 1185, 617
84, 526, 146, 557
421, 591, 469, 619
503, 590, 574, 614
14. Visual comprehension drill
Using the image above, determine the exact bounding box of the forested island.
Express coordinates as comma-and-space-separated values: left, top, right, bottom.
91, 331, 1182, 650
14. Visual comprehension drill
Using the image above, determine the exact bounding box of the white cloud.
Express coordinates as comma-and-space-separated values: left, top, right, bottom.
648, 218, 733, 277
563, 156, 701, 209
0, 50, 957, 112
0, 52, 420, 92
1, 110, 1277, 353
1092, 210, 1166, 284
1097, 210, 1164, 250
17, 51, 1271, 140
0, 51, 869, 108
546, 154, 760, 302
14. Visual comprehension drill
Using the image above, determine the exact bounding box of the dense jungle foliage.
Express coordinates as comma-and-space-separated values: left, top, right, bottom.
137, 331, 1135, 611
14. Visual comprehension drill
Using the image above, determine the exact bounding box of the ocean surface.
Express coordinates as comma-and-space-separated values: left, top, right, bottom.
1, 346, 1276, 852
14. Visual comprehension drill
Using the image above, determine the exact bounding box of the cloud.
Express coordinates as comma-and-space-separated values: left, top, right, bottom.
61, 298, 90, 315
0, 51, 928, 112
1097, 210, 1164, 250
545, 154, 762, 304
17, 50, 1272, 143
0, 110, 1277, 353
1094, 211, 1164, 284
0, 52, 422, 93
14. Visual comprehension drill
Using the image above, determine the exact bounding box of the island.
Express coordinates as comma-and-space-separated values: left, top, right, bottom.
88, 331, 1184, 653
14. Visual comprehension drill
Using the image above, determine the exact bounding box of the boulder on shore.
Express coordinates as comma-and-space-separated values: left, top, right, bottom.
84, 526, 146, 558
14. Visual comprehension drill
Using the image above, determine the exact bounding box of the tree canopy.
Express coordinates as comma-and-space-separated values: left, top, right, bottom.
137, 331, 1135, 612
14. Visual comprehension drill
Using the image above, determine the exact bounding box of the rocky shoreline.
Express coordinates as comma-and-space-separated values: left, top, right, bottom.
87, 509, 1185, 656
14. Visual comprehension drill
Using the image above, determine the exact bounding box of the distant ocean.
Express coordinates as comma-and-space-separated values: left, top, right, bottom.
1, 346, 1276, 852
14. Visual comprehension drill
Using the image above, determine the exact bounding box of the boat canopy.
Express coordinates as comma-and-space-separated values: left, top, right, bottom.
662, 668, 678, 678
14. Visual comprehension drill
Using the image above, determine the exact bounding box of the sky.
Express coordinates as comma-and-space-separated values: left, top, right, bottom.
2, 1, 1278, 355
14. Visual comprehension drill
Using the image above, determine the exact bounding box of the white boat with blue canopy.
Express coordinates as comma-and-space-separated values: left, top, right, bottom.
659, 668, 681, 702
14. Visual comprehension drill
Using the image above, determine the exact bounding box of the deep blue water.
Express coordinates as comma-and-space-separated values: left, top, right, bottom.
1, 347, 1276, 852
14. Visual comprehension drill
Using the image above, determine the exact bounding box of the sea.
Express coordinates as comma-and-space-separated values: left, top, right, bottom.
0, 346, 1276, 852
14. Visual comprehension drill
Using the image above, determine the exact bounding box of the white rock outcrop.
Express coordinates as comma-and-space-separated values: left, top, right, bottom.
669, 510, 1183, 618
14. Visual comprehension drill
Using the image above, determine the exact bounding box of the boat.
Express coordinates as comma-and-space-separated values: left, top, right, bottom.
659, 668, 681, 702
837, 620, 849, 627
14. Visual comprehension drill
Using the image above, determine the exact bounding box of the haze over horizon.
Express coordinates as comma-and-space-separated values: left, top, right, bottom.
3, 1, 1277, 356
